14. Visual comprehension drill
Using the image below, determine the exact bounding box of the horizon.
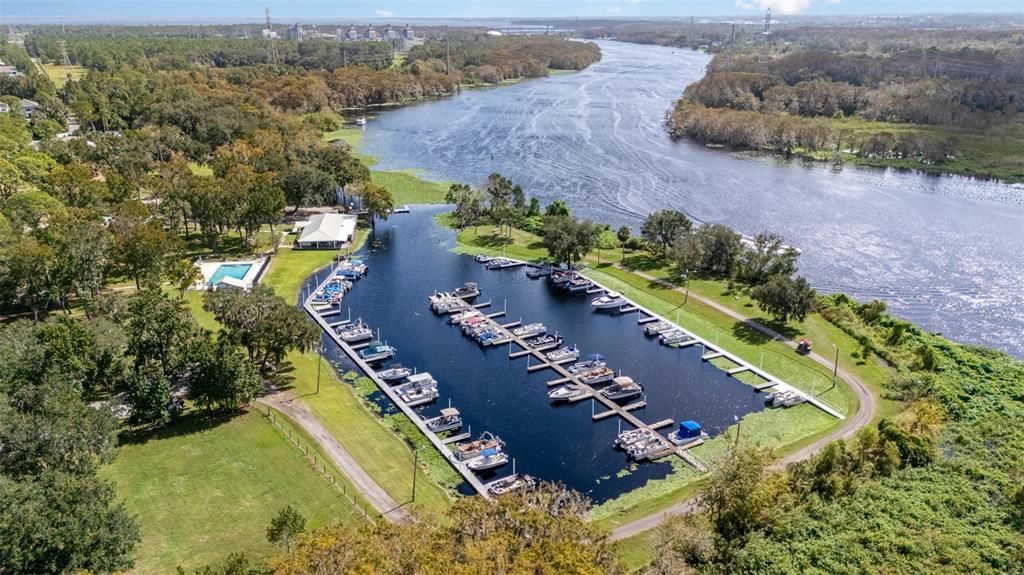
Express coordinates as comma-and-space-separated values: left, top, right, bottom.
4, 0, 1023, 24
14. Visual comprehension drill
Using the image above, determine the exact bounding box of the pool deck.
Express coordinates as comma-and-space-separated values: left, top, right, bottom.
196, 257, 268, 290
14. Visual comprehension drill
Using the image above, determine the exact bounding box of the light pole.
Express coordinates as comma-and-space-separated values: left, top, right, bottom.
316, 345, 323, 394
831, 344, 839, 390
683, 270, 690, 305
412, 449, 418, 502
733, 414, 741, 448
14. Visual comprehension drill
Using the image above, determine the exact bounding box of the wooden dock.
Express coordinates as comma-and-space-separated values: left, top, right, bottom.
486, 311, 506, 319
547, 377, 570, 387
637, 316, 659, 324
319, 309, 343, 318
649, 419, 674, 430
303, 266, 491, 499
702, 351, 725, 361
727, 366, 751, 376
442, 432, 471, 445
327, 319, 351, 328
586, 286, 604, 294
501, 321, 521, 329
618, 305, 639, 314
472, 301, 492, 309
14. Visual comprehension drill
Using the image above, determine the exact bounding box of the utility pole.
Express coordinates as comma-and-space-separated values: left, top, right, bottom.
445, 25, 451, 75
316, 345, 323, 394
59, 19, 72, 81
265, 8, 280, 65
411, 449, 418, 502
831, 344, 839, 390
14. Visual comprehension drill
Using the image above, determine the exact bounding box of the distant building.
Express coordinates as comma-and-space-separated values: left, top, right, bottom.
384, 24, 398, 40
366, 24, 378, 40
0, 65, 22, 77
261, 28, 278, 39
345, 24, 360, 40
285, 23, 305, 41
404, 24, 415, 40
296, 213, 358, 250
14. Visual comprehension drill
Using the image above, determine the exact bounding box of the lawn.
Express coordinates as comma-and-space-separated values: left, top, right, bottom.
40, 62, 87, 86
103, 410, 364, 573
323, 127, 451, 204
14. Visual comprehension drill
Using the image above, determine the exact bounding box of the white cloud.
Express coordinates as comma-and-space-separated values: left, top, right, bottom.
607, 5, 623, 13
375, 9, 394, 17
735, 0, 814, 14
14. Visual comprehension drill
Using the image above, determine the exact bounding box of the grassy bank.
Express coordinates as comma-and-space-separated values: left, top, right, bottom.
442, 218, 894, 529
323, 127, 451, 204
103, 410, 365, 573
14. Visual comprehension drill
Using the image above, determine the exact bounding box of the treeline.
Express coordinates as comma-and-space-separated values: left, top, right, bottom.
647, 294, 1024, 574
405, 34, 601, 84
664, 26, 1024, 179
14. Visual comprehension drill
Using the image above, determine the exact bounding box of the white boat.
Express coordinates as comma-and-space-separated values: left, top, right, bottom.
338, 321, 373, 343
376, 364, 412, 382
394, 372, 438, 407
614, 428, 654, 448
511, 323, 546, 338
545, 345, 579, 363
487, 473, 538, 496
660, 330, 690, 345
474, 254, 493, 263
355, 117, 367, 126
601, 376, 644, 401
454, 432, 504, 461
578, 366, 614, 386
358, 342, 396, 364
592, 291, 626, 309
564, 277, 593, 293
548, 384, 587, 402
452, 282, 480, 299
568, 354, 606, 374
425, 408, 462, 433
485, 258, 509, 269
466, 448, 509, 471
526, 333, 563, 349
644, 320, 672, 336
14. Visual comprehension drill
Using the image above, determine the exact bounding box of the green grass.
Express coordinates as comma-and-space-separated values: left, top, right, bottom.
323, 128, 450, 204
103, 410, 364, 573
40, 62, 87, 86
616, 530, 658, 573
188, 162, 213, 177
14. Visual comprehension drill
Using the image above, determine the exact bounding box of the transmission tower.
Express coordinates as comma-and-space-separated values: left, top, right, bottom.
59, 20, 72, 82
445, 26, 451, 75
265, 8, 280, 65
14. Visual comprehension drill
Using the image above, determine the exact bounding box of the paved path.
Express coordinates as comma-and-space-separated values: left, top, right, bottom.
259, 391, 414, 524
607, 267, 877, 541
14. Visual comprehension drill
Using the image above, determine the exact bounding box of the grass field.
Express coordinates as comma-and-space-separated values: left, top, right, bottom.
323, 127, 451, 204
103, 410, 365, 573
444, 219, 895, 534
39, 62, 87, 86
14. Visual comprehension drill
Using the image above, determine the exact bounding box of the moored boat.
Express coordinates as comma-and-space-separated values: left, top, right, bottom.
376, 363, 412, 382
601, 376, 644, 400
474, 254, 493, 263
485, 258, 509, 269
466, 447, 509, 471
615, 428, 654, 448
358, 341, 396, 364
337, 321, 373, 343
545, 345, 579, 363
526, 333, 563, 349
592, 291, 626, 309
578, 366, 614, 385
454, 432, 504, 461
487, 473, 538, 496
452, 282, 480, 299
564, 277, 593, 293
394, 372, 438, 407
425, 407, 462, 433
660, 330, 690, 346
567, 354, 606, 374
511, 323, 546, 338
548, 384, 587, 402
644, 320, 672, 336
668, 420, 708, 445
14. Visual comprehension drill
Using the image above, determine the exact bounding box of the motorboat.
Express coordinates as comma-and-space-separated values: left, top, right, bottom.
601, 376, 644, 401
433, 299, 464, 314
627, 437, 671, 460
355, 117, 367, 126
425, 408, 462, 433
644, 320, 672, 336
474, 254, 493, 263
527, 334, 563, 349
615, 428, 654, 448
578, 366, 614, 385
449, 310, 481, 325
511, 323, 546, 338
567, 354, 606, 374
487, 473, 538, 496
466, 448, 509, 472
452, 282, 480, 299
660, 331, 691, 346
564, 277, 593, 293
545, 345, 579, 363
548, 384, 587, 402
526, 266, 552, 279
549, 271, 573, 285
668, 420, 708, 445
485, 258, 510, 269
338, 321, 373, 343
358, 342, 396, 364
592, 291, 626, 310
376, 364, 412, 382
454, 432, 503, 461
394, 372, 438, 407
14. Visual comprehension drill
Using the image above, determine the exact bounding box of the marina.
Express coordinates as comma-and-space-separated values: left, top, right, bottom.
306, 208, 843, 501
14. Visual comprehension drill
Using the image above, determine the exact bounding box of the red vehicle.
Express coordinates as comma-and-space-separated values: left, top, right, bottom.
796, 339, 813, 355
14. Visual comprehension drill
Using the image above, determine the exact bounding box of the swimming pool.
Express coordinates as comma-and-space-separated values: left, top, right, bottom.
209, 263, 253, 285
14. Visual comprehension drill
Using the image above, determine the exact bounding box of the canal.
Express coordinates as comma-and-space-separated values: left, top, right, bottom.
303, 207, 764, 502
359, 40, 1024, 358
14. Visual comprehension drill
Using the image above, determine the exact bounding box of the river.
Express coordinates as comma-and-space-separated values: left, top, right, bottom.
359, 40, 1024, 358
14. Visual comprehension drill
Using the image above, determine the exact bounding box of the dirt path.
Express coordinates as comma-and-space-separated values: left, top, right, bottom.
607, 267, 877, 541
259, 391, 414, 524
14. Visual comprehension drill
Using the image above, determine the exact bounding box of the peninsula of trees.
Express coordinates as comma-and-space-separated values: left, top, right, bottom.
664, 26, 1024, 182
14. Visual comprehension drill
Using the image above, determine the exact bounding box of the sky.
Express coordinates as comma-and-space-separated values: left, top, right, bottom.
2, 0, 1021, 22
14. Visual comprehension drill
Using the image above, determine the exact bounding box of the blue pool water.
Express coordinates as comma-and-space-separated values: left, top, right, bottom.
209, 263, 252, 284
302, 207, 770, 503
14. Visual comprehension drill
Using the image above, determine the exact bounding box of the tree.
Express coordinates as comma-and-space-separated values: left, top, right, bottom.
447, 184, 485, 229
485, 173, 524, 236
544, 199, 570, 217
203, 285, 319, 368
358, 180, 395, 227
279, 166, 337, 213
125, 288, 201, 373
641, 209, 692, 256
189, 338, 263, 413
616, 225, 631, 249
41, 212, 111, 309
110, 203, 182, 289
0, 237, 55, 320
2, 189, 65, 231
526, 196, 541, 217
734, 232, 799, 287
749, 274, 816, 323
267, 505, 307, 552
125, 362, 171, 426
700, 444, 783, 543
596, 228, 619, 264
166, 258, 204, 298
542, 215, 600, 265
673, 223, 742, 276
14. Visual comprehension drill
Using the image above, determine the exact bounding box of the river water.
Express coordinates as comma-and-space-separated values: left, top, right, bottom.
305, 207, 764, 502
359, 40, 1024, 358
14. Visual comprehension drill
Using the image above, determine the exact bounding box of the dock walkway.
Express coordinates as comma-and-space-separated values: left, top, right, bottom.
304, 264, 491, 499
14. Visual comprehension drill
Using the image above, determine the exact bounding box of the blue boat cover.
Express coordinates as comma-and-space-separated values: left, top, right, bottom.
481, 447, 499, 457
679, 420, 702, 437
